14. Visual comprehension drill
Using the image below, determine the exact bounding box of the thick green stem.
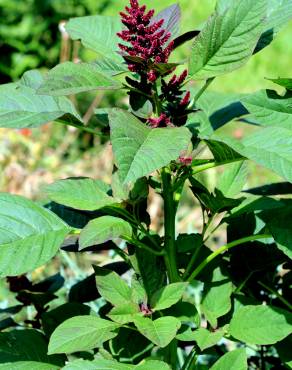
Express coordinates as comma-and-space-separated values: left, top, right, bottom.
161, 167, 180, 283
187, 234, 271, 282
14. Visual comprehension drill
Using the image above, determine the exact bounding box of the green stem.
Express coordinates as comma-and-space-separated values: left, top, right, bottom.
191, 77, 215, 105
161, 167, 180, 283
122, 235, 165, 256
258, 281, 292, 311
188, 234, 271, 282
153, 82, 162, 115
55, 118, 105, 137
192, 158, 243, 175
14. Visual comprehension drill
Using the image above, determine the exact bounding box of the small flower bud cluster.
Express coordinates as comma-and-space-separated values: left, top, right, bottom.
117, 0, 174, 82
161, 69, 191, 126
147, 113, 173, 128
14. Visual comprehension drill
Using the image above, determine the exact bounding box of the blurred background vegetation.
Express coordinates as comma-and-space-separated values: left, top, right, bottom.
0, 0, 291, 308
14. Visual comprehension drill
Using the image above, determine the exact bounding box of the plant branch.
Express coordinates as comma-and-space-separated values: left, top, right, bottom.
192, 157, 243, 175
122, 235, 165, 256
258, 281, 292, 311
191, 77, 215, 105
187, 234, 271, 282
55, 118, 106, 137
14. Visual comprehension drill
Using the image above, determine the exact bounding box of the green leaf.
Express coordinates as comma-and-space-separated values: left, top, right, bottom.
93, 57, 128, 76
48, 315, 120, 354
205, 139, 243, 163
94, 265, 133, 306
134, 316, 181, 348
260, 201, 292, 259
268, 77, 292, 90
165, 302, 200, 325
109, 109, 192, 185
217, 161, 248, 197
209, 349, 247, 370
0, 70, 81, 129
201, 267, 233, 327
107, 303, 141, 324
45, 178, 117, 211
192, 326, 228, 351
79, 216, 132, 249
66, 16, 121, 59
210, 127, 292, 182
0, 330, 64, 366
41, 303, 91, 337
0, 362, 59, 370
229, 305, 292, 344
151, 282, 188, 311
62, 358, 171, 370
241, 90, 292, 130
0, 193, 70, 278
189, 0, 266, 79
38, 62, 121, 96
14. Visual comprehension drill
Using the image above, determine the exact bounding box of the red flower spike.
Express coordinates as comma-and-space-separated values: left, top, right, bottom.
117, 0, 174, 82
180, 91, 191, 107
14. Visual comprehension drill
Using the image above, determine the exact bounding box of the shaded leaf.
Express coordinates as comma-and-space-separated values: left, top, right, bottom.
268, 77, 292, 90
152, 4, 181, 38
217, 161, 248, 197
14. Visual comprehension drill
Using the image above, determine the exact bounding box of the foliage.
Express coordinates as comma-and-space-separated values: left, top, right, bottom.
0, 0, 292, 369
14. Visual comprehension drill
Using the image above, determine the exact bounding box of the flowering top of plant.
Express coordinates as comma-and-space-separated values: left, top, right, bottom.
117, 0, 174, 82
117, 0, 191, 129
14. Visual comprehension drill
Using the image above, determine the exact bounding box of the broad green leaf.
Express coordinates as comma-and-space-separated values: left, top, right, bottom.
65, 16, 121, 59
217, 161, 248, 197
0, 362, 59, 370
134, 316, 181, 348
229, 305, 292, 344
189, 0, 266, 79
209, 349, 247, 370
0, 70, 81, 129
151, 282, 188, 311
93, 57, 128, 76
109, 109, 191, 185
205, 139, 243, 163
192, 326, 228, 351
201, 267, 233, 327
45, 178, 117, 211
260, 202, 292, 259
268, 77, 292, 90
0, 330, 64, 366
241, 90, 292, 130
38, 62, 121, 96
94, 265, 133, 306
152, 4, 181, 38
79, 216, 132, 249
244, 182, 292, 196
210, 127, 292, 182
48, 315, 120, 354
62, 358, 171, 370
41, 302, 91, 337
107, 303, 141, 324
0, 193, 70, 278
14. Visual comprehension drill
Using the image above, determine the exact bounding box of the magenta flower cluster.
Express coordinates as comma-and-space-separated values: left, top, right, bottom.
117, 0, 174, 82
